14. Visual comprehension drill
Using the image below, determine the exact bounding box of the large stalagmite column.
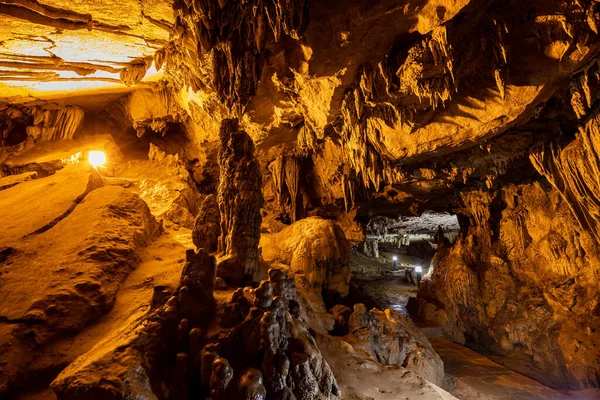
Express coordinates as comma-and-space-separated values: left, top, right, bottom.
217, 118, 264, 284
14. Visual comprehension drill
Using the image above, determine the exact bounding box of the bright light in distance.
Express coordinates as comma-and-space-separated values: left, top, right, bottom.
392, 256, 398, 261
88, 151, 106, 168
415, 266, 422, 273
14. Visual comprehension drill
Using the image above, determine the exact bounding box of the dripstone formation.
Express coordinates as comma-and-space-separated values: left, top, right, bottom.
216, 118, 264, 284
153, 248, 339, 400
192, 194, 221, 253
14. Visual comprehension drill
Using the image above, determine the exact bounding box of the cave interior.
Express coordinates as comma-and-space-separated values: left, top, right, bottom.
1, 0, 600, 399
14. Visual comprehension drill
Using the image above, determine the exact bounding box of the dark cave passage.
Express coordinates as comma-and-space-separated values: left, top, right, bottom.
351, 211, 579, 399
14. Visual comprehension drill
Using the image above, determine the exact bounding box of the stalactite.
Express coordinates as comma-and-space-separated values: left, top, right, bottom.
397, 26, 456, 110
268, 155, 285, 205
268, 153, 304, 222
530, 108, 600, 242
283, 155, 301, 223
587, 1, 600, 34
167, 0, 309, 110
25, 106, 84, 141
459, 190, 494, 228
568, 63, 600, 119
334, 26, 458, 195
491, 19, 510, 100
120, 58, 152, 87
341, 174, 354, 212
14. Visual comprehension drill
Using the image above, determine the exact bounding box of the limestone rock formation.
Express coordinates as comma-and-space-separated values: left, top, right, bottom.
346, 304, 444, 386
51, 248, 215, 400
192, 194, 220, 253
3, 0, 600, 397
0, 186, 161, 396
146, 263, 339, 400
260, 217, 351, 332
140, 143, 201, 229
260, 217, 351, 301
416, 181, 600, 390
217, 119, 264, 284
316, 334, 456, 400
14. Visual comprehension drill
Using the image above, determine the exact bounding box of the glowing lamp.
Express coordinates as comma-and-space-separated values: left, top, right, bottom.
88, 151, 106, 168
415, 266, 422, 273
392, 256, 397, 261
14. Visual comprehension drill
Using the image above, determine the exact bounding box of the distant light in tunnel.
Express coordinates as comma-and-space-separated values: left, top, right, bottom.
415, 266, 422, 273
88, 151, 106, 168
392, 256, 398, 261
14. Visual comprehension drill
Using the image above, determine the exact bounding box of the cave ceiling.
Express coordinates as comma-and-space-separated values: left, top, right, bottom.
1, 0, 599, 218
0, 0, 173, 100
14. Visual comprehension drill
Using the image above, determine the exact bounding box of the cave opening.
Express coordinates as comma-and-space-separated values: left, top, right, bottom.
351, 211, 460, 317
1, 1, 600, 400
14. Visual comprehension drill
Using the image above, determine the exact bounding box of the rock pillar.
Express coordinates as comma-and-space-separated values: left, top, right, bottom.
216, 118, 264, 284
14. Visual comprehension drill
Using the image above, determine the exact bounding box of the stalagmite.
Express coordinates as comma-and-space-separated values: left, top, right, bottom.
192, 194, 221, 252
216, 118, 264, 284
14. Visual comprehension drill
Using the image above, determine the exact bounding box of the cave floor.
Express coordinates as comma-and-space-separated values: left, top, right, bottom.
430, 338, 574, 400
350, 250, 421, 316
10, 229, 189, 400
355, 273, 417, 316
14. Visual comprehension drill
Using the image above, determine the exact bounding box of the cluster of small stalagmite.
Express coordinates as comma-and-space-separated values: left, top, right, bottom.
151, 248, 339, 400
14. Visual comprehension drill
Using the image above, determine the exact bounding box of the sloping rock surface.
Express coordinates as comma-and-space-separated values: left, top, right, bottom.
0, 185, 160, 396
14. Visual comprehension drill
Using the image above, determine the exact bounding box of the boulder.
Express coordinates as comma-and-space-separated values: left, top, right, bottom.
346, 304, 444, 386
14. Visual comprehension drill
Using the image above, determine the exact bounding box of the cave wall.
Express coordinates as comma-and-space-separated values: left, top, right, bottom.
416, 177, 600, 390
414, 43, 600, 391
